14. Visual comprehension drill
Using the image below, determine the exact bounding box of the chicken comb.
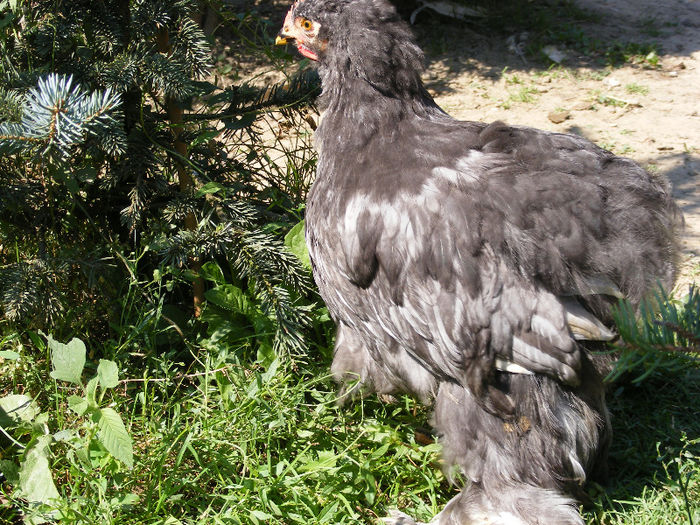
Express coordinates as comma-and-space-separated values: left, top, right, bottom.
281, 0, 301, 36
284, 0, 303, 21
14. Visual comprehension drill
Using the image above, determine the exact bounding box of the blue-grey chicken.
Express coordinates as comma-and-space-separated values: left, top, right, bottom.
277, 1, 681, 523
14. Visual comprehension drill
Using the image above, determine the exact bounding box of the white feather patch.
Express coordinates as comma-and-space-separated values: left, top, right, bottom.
530, 314, 561, 339
431, 166, 461, 184
494, 357, 533, 375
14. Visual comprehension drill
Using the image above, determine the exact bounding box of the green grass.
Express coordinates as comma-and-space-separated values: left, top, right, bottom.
595, 93, 628, 108
0, 334, 452, 524
2, 284, 699, 524
584, 372, 700, 524
604, 43, 660, 68
639, 17, 663, 38
1, 316, 698, 524
625, 83, 650, 95
499, 84, 539, 109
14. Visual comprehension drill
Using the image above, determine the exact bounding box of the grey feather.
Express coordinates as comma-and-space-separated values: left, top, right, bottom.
281, 0, 682, 522
561, 297, 617, 341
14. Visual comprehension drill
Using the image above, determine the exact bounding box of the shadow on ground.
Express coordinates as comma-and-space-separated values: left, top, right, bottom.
409, 0, 700, 84
588, 368, 700, 521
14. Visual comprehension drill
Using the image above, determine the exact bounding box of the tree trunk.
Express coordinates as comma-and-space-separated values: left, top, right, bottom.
157, 27, 205, 317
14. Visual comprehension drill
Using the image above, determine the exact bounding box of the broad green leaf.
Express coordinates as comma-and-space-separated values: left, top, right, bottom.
261, 358, 280, 383
110, 493, 140, 506
205, 284, 254, 315
190, 130, 220, 148
256, 342, 275, 367
27, 331, 45, 351
67, 395, 88, 416
0, 349, 20, 360
97, 359, 119, 389
74, 447, 91, 470
61, 172, 80, 195
315, 307, 331, 324
318, 501, 339, 523
195, 181, 226, 197
298, 449, 338, 472
33, 412, 49, 426
369, 442, 391, 460
53, 429, 77, 442
284, 220, 311, 268
0, 12, 15, 32
19, 435, 60, 504
199, 261, 225, 284
48, 336, 86, 384
200, 308, 250, 343
162, 517, 184, 525
0, 394, 38, 424
0, 459, 19, 484
85, 377, 99, 408
97, 407, 134, 468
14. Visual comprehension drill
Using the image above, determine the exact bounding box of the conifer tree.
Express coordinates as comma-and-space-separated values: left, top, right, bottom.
0, 0, 319, 354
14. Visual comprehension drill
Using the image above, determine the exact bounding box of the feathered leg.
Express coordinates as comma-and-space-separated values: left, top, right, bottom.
385, 356, 609, 524
336, 324, 610, 524
332, 323, 438, 402
427, 354, 610, 525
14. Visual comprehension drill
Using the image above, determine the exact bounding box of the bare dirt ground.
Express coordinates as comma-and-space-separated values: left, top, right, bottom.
411, 0, 700, 289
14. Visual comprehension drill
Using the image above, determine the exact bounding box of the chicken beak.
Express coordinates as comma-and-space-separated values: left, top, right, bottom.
276, 5, 321, 61
276, 7, 296, 46
276, 23, 293, 45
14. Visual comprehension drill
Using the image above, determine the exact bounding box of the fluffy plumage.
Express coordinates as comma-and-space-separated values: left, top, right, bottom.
278, 1, 682, 523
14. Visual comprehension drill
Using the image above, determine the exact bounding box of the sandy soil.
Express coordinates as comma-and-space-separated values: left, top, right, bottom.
411, 0, 699, 287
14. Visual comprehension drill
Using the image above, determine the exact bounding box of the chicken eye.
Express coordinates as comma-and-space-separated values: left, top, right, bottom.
300, 18, 313, 31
